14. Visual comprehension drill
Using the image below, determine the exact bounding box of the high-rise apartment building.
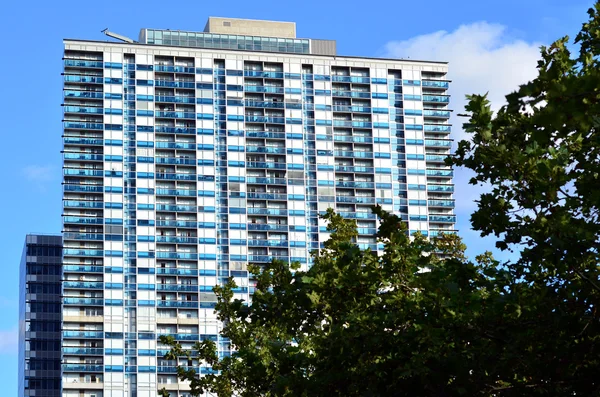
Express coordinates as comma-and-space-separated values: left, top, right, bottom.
19, 234, 63, 397
61, 17, 453, 397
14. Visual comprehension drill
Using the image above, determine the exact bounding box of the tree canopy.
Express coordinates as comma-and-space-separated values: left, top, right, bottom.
159, 3, 600, 396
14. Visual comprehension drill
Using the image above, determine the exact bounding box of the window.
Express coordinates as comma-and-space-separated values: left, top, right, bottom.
85, 308, 102, 316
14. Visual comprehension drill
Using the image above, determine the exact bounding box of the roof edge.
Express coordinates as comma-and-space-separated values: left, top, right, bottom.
62, 38, 449, 65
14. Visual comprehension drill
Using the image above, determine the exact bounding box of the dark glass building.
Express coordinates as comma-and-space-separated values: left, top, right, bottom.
19, 234, 62, 397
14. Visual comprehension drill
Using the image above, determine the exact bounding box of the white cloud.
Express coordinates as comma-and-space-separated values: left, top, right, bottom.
383, 22, 541, 142
22, 164, 56, 182
382, 23, 542, 256
0, 328, 18, 355
384, 22, 540, 216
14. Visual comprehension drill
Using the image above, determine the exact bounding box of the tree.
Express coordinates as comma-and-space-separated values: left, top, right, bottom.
450, 2, 600, 394
159, 207, 541, 396
159, 4, 600, 396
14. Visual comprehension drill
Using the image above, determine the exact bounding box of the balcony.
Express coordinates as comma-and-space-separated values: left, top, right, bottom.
422, 80, 449, 89
63, 281, 104, 289
64, 90, 103, 99
427, 184, 455, 192
245, 115, 285, 124
63, 137, 103, 145
428, 200, 455, 208
155, 80, 194, 88
63, 122, 103, 130
423, 95, 450, 104
155, 142, 196, 150
155, 220, 197, 228
63, 217, 103, 225
331, 75, 371, 84
247, 224, 288, 231
63, 232, 104, 241
426, 169, 454, 177
62, 265, 103, 273
332, 120, 373, 128
425, 155, 448, 163
332, 105, 372, 113
156, 284, 198, 292
155, 157, 196, 165
156, 268, 199, 276
331, 90, 371, 98
336, 196, 376, 204
62, 331, 104, 339
429, 215, 456, 223
423, 110, 451, 119
248, 255, 275, 262
155, 236, 198, 244
62, 347, 104, 355
64, 75, 103, 84
62, 249, 103, 257
246, 146, 286, 154
246, 208, 288, 216
337, 212, 377, 219
334, 151, 374, 159
63, 185, 104, 193
154, 126, 196, 134
244, 100, 285, 109
333, 135, 373, 144
155, 65, 195, 73
245, 131, 286, 139
357, 228, 378, 235
244, 70, 284, 78
155, 95, 196, 104
63, 169, 104, 177
247, 240, 289, 247
64, 59, 103, 68
156, 252, 198, 260
63, 364, 104, 372
156, 204, 197, 212
63, 297, 104, 305
335, 165, 375, 174
63, 153, 103, 161
155, 111, 195, 119
425, 140, 452, 148
335, 181, 375, 189
155, 173, 196, 181
244, 86, 285, 94
246, 177, 287, 185
246, 192, 287, 200
424, 125, 452, 133
246, 162, 286, 170
156, 301, 199, 308
63, 106, 104, 115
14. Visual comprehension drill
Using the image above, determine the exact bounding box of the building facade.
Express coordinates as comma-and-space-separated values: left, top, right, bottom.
61, 17, 453, 397
19, 234, 63, 397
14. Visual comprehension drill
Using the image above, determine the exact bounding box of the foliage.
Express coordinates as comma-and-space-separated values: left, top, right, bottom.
158, 4, 600, 396
450, 2, 600, 394
160, 207, 536, 396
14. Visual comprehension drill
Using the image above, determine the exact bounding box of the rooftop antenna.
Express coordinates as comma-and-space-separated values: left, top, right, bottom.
101, 28, 136, 43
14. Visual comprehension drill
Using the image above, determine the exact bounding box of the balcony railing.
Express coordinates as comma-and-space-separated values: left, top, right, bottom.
422, 80, 449, 89
429, 215, 456, 223
423, 95, 450, 103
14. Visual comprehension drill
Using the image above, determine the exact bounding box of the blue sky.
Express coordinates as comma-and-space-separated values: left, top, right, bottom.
0, 0, 593, 392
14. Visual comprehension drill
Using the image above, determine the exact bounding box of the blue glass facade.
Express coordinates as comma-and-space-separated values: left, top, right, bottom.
141, 29, 310, 54
19, 235, 62, 397
61, 23, 453, 397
